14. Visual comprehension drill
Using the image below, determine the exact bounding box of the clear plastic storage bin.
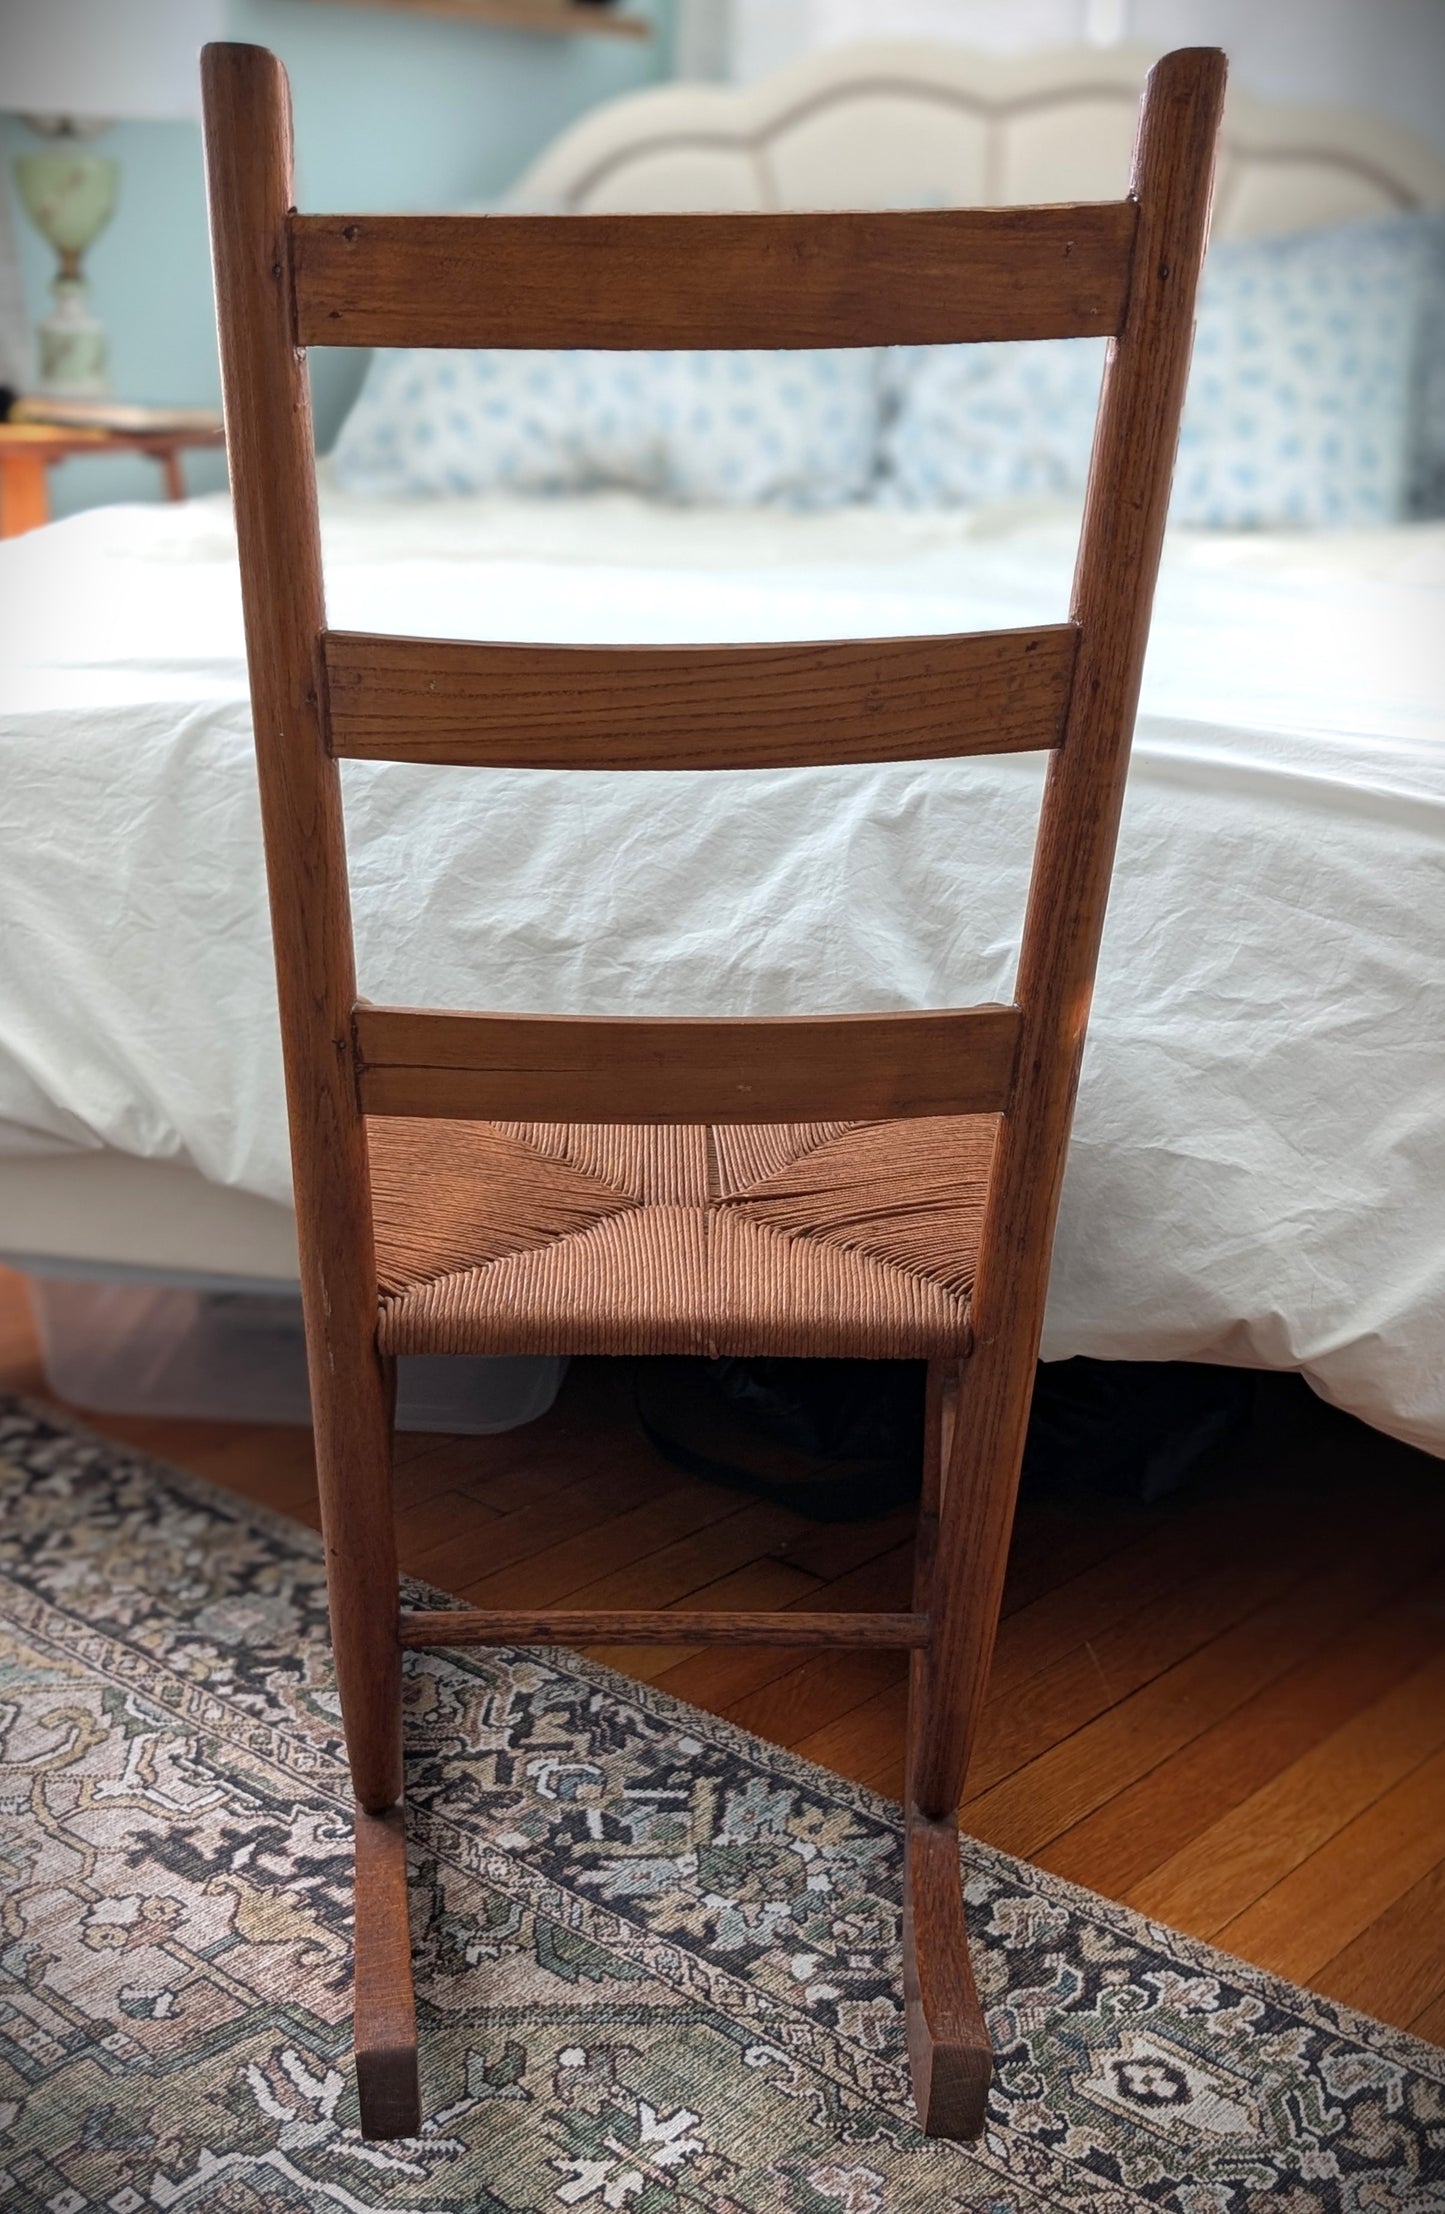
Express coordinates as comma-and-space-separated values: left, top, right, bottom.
27, 1276, 565, 1434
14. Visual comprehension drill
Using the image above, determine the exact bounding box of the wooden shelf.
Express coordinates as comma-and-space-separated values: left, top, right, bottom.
305, 0, 651, 36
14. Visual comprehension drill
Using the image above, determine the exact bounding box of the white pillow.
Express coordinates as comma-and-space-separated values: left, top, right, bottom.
878, 214, 1438, 529
331, 346, 882, 509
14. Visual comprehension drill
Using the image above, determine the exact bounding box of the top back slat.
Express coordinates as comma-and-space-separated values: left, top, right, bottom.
290, 203, 1138, 350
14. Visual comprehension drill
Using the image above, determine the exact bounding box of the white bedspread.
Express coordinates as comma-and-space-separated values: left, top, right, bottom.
2, 488, 1442, 1451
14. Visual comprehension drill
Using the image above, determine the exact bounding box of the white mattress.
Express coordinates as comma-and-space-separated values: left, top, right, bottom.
2, 486, 1442, 1452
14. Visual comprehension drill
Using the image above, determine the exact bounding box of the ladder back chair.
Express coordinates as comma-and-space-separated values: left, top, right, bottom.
202, 40, 1224, 2146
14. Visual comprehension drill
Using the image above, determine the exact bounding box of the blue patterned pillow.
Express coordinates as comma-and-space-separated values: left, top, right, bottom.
876, 334, 1107, 507
331, 346, 881, 509
1407, 209, 1445, 518
1175, 214, 1434, 526
878, 213, 1440, 528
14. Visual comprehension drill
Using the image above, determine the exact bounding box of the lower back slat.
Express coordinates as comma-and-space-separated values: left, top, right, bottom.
354, 1005, 1021, 1123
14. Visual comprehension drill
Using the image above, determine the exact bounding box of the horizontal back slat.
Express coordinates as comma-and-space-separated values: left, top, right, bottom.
324, 626, 1077, 770
291, 204, 1137, 350
354, 1005, 1020, 1123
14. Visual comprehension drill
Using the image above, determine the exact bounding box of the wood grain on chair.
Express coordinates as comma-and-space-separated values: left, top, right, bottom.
203, 38, 1225, 2144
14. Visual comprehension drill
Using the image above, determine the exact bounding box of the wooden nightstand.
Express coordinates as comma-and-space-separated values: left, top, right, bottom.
0, 420, 227, 537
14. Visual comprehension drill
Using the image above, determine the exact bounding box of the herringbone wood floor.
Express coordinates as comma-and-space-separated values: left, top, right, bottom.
3, 1261, 1442, 2043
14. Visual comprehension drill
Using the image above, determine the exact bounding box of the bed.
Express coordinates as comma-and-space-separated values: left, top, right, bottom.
2, 41, 1443, 1450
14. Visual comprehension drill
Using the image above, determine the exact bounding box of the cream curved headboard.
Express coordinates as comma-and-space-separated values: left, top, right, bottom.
507, 41, 1445, 237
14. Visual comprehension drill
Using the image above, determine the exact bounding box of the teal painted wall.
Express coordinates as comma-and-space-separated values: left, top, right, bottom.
2, 0, 670, 517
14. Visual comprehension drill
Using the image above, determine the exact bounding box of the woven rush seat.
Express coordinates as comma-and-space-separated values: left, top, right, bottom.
369, 1113, 997, 1360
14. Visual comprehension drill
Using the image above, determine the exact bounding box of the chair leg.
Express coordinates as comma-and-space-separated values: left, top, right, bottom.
312, 1339, 416, 2134
313, 1338, 405, 1814
901, 1361, 993, 2138
902, 1798, 991, 2137
354, 1802, 421, 2138
910, 1333, 1035, 1824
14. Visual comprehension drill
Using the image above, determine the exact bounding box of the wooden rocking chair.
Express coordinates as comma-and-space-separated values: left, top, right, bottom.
202, 41, 1224, 2144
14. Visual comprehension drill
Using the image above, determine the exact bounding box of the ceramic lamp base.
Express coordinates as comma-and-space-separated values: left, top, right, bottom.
14, 148, 119, 398
37, 274, 109, 397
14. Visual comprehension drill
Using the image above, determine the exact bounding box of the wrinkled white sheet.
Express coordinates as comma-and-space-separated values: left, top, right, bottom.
2, 487, 1442, 1451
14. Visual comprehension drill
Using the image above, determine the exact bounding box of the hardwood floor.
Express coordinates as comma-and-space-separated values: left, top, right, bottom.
2, 1260, 1442, 2043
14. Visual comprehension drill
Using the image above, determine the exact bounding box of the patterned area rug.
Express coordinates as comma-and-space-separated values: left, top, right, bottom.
1, 1399, 1441, 2213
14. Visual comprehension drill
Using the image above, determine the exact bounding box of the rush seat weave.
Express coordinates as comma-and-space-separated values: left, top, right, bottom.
369, 1113, 997, 1360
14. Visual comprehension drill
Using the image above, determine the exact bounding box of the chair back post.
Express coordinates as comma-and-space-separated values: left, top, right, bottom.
201, 42, 402, 1814
912, 46, 1227, 1820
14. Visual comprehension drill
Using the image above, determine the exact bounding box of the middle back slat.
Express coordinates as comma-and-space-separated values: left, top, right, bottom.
323, 625, 1078, 770
290, 202, 1138, 351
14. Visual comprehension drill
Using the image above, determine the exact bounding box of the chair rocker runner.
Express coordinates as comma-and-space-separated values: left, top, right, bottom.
202, 42, 1224, 2143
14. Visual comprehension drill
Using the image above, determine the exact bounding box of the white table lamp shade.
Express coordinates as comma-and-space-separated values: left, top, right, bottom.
0, 0, 225, 124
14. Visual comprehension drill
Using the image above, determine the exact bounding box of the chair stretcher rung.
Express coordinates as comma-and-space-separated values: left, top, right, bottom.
400, 1607, 930, 1650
